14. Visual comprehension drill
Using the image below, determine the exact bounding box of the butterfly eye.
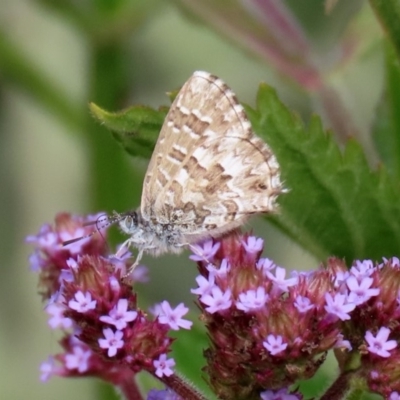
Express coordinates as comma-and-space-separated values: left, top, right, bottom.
124, 216, 133, 230
122, 212, 138, 232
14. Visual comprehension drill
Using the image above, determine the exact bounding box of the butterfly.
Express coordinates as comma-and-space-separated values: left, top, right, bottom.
115, 71, 284, 271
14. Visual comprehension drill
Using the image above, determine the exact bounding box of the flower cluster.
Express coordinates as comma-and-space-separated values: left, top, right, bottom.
26, 212, 108, 299
190, 233, 400, 400
27, 213, 192, 399
27, 214, 400, 400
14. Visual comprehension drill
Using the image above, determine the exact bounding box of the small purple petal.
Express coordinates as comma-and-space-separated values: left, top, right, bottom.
153, 354, 175, 378
263, 334, 288, 355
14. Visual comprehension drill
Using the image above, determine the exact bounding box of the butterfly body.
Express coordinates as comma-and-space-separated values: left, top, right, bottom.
119, 210, 187, 257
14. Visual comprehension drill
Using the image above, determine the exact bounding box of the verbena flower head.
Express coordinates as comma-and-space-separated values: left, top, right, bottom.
347, 258, 400, 397
39, 252, 178, 379
27, 214, 193, 394
190, 233, 400, 399
190, 233, 339, 398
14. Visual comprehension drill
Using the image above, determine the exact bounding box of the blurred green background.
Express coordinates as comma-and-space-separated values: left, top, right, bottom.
0, 0, 385, 399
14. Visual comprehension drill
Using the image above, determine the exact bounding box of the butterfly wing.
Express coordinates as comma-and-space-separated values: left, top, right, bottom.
141, 71, 283, 239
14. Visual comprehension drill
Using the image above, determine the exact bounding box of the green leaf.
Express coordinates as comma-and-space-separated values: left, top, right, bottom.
369, 0, 400, 60
95, 381, 120, 400
246, 83, 400, 263
90, 102, 167, 159
373, 42, 400, 179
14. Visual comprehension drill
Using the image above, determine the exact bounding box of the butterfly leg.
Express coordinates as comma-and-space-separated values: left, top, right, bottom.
124, 248, 144, 277
124, 244, 157, 277
115, 238, 132, 258
114, 238, 145, 277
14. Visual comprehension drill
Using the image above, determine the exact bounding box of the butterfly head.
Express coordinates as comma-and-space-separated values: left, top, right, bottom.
117, 210, 142, 236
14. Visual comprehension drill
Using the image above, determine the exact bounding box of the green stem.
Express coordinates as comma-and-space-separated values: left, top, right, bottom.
86, 41, 140, 216
319, 371, 355, 400
161, 373, 209, 400
370, 0, 400, 60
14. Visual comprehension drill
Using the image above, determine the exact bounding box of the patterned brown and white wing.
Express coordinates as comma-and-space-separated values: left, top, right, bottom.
141, 71, 283, 238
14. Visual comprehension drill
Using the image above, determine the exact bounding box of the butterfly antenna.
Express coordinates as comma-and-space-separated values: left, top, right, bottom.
63, 232, 97, 246
62, 213, 119, 247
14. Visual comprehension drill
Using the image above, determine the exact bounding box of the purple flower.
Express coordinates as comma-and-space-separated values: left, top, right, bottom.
200, 287, 232, 314
46, 303, 73, 330
324, 293, 355, 321
390, 257, 400, 268
334, 334, 352, 351
350, 259, 375, 278
157, 301, 193, 331
260, 388, 302, 400
153, 354, 175, 378
68, 290, 97, 313
332, 270, 350, 288
206, 258, 230, 278
108, 276, 121, 293
148, 303, 162, 317
266, 267, 298, 292
98, 328, 124, 357
26, 224, 58, 250
99, 299, 138, 330
130, 265, 150, 283
108, 249, 146, 278
40, 357, 57, 382
346, 276, 380, 305
28, 250, 45, 272
191, 274, 216, 296
108, 247, 131, 266
256, 258, 276, 273
189, 240, 220, 261
293, 295, 314, 313
260, 388, 301, 400
236, 287, 269, 312
389, 392, 400, 400
59, 269, 74, 284
66, 258, 79, 271
365, 327, 397, 358
147, 388, 182, 400
241, 236, 264, 253
65, 345, 92, 373
263, 334, 288, 355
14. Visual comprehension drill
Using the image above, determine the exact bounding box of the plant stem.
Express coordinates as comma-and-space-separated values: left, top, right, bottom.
162, 373, 209, 400
320, 371, 354, 400
86, 40, 139, 216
